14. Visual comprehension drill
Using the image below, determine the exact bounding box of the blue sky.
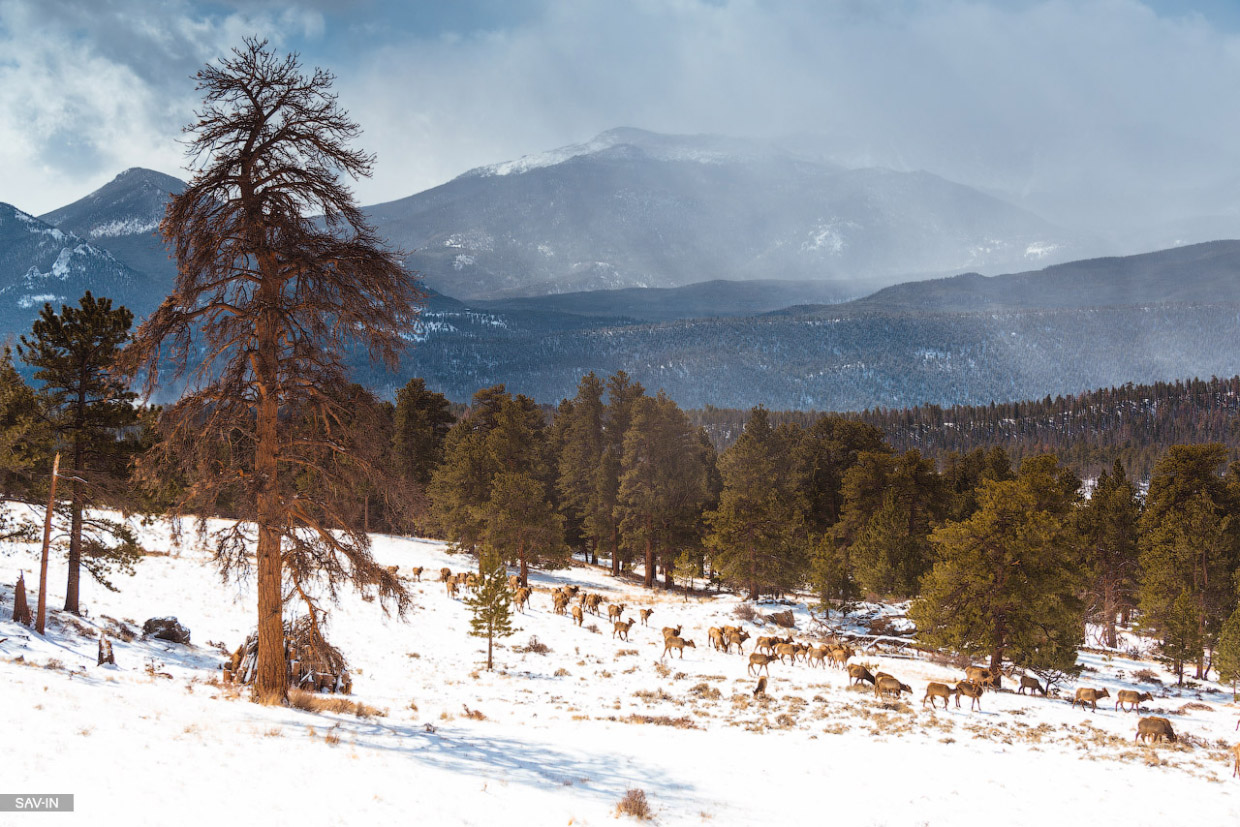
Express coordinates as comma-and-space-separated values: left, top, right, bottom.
3, 0, 1240, 234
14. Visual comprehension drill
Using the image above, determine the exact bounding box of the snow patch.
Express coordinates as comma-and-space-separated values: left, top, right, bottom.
89, 217, 159, 239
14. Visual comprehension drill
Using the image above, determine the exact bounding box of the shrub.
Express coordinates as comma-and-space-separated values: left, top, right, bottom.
515, 636, 551, 655
616, 789, 653, 821
288, 689, 386, 719
733, 603, 757, 622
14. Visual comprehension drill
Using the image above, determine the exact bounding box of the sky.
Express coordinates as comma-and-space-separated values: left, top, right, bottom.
3, 0, 1240, 235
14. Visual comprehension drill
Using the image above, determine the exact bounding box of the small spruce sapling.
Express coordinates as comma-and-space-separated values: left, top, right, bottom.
465, 553, 516, 671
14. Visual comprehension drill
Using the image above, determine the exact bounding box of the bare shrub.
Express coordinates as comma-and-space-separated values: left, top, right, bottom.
288, 689, 385, 719
733, 603, 757, 622
615, 649, 639, 657
554, 668, 571, 677
616, 789, 653, 821
621, 714, 698, 729
1132, 668, 1163, 685
690, 683, 722, 700
516, 636, 551, 655
462, 705, 486, 720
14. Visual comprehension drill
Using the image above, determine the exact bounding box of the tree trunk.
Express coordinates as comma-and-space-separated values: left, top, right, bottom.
519, 538, 529, 588
643, 527, 654, 589
253, 258, 287, 707
664, 560, 673, 591
610, 525, 620, 576
64, 403, 86, 614
487, 630, 493, 671
1102, 577, 1118, 649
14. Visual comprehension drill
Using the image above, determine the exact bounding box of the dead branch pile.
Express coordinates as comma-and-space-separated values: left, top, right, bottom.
225, 614, 352, 694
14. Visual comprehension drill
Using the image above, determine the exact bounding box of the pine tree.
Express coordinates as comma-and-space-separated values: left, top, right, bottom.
588, 372, 644, 575
0, 346, 46, 501
1216, 607, 1240, 700
121, 40, 422, 705
465, 552, 516, 671
705, 408, 806, 600
392, 377, 454, 489
19, 292, 140, 613
1077, 459, 1140, 648
1137, 444, 1239, 681
618, 392, 709, 590
798, 416, 887, 535
910, 456, 1085, 674
557, 373, 606, 562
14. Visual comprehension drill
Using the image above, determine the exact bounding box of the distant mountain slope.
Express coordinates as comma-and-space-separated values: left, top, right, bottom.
472, 278, 875, 322
0, 204, 141, 336
837, 240, 1240, 313
367, 128, 1084, 299
39, 167, 185, 286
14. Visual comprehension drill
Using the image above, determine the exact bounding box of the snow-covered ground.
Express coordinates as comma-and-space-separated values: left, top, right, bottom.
2, 511, 1239, 825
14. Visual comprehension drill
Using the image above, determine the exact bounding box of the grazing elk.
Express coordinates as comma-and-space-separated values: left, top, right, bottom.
875, 676, 912, 700
923, 682, 952, 709
640, 608, 655, 626
661, 637, 696, 660
748, 653, 774, 677
1135, 716, 1176, 744
1017, 676, 1045, 696
612, 618, 635, 641
438, 567, 452, 582
1071, 687, 1110, 712
847, 664, 876, 687
753, 676, 768, 698
954, 680, 983, 711
1115, 690, 1153, 712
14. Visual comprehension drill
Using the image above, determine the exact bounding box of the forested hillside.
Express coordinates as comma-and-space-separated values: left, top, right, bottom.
689, 374, 1240, 480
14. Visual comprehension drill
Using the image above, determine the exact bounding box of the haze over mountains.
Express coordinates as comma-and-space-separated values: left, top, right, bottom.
1, 128, 1238, 410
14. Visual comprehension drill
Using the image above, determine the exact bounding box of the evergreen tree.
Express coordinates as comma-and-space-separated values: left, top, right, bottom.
1216, 607, 1240, 700
428, 385, 510, 552
798, 416, 887, 535
392, 377, 454, 489
941, 446, 1013, 522
589, 371, 644, 575
618, 392, 709, 589
0, 346, 46, 501
911, 455, 1085, 674
19, 292, 140, 613
1077, 459, 1141, 647
706, 408, 806, 599
465, 552, 516, 671
556, 373, 606, 561
1137, 444, 1239, 681
834, 449, 945, 598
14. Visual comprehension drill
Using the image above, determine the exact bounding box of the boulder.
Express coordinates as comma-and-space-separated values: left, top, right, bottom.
142, 617, 191, 645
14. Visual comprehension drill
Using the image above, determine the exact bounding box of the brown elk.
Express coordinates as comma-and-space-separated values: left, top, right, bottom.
1115, 690, 1153, 712
1232, 742, 1240, 778
806, 646, 829, 668
753, 676, 768, 698
1017, 675, 1045, 696
410, 566, 423, 581
661, 626, 682, 641
585, 594, 605, 615
774, 642, 801, 665
1071, 687, 1110, 712
748, 652, 774, 677
607, 603, 627, 623
828, 645, 853, 669
513, 587, 532, 612
708, 627, 726, 651
923, 682, 952, 709
612, 618, 635, 641
964, 666, 997, 691
445, 578, 459, 599
1135, 716, 1176, 744
875, 676, 912, 700
756, 636, 791, 655
640, 608, 655, 626
954, 680, 983, 711
847, 664, 875, 686
553, 591, 571, 615
438, 567, 452, 582
571, 605, 584, 626
725, 630, 750, 654
661, 637, 696, 660
508, 574, 521, 590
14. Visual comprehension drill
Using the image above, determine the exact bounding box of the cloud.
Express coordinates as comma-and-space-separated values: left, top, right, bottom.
2, 0, 1239, 237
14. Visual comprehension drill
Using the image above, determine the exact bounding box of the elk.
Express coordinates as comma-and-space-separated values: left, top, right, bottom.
552, 591, 570, 615
410, 566, 423, 581
508, 574, 521, 590
438, 567, 452, 582
756, 636, 790, 656
806, 646, 829, 668
753, 676, 768, 698
847, 664, 875, 686
708, 627, 726, 651
513, 587, 532, 612
612, 618, 635, 641
954, 680, 983, 711
828, 645, 853, 669
923, 682, 952, 709
1017, 676, 1045, 696
585, 594, 605, 615
640, 608, 655, 626
725, 630, 750, 654
661, 626, 682, 641
1232, 743, 1240, 778
571, 605, 584, 626
774, 642, 800, 665
445, 578, 459, 599
875, 676, 912, 700
1114, 690, 1153, 712
607, 603, 627, 623
1135, 716, 1176, 744
748, 652, 774, 677
661, 636, 696, 660
385, 564, 400, 576
964, 666, 996, 691
1071, 687, 1110, 712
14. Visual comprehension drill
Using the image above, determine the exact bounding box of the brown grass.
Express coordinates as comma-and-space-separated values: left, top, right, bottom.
515, 636, 551, 655
620, 713, 700, 729
616, 789, 653, 821
288, 689, 386, 719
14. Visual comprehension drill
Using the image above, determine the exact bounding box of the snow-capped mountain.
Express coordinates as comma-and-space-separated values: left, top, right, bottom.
0, 204, 141, 334
39, 167, 184, 286
367, 127, 1090, 299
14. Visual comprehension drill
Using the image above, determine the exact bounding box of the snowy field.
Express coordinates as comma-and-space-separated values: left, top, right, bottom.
2, 511, 1239, 826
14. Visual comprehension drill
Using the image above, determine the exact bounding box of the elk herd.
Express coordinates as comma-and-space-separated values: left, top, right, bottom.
418, 565, 1240, 776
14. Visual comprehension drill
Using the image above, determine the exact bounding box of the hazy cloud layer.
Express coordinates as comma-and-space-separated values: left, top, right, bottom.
2, 0, 1239, 238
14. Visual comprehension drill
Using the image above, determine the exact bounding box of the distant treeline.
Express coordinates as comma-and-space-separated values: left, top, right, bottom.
689, 375, 1240, 481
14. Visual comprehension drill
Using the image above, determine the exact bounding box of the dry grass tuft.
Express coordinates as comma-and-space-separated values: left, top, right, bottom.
690, 683, 722, 700
288, 689, 386, 719
515, 636, 551, 655
616, 788, 653, 821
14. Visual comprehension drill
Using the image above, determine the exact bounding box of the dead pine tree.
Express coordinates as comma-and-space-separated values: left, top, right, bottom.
11, 572, 32, 626
121, 39, 424, 705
